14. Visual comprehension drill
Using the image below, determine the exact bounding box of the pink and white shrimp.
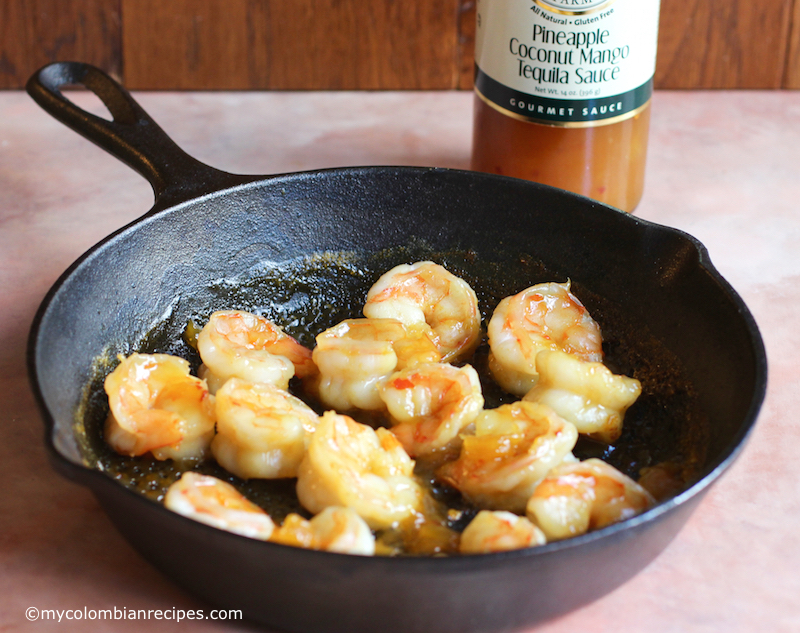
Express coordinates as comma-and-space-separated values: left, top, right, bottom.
459, 510, 546, 554
197, 310, 316, 392
104, 353, 216, 462
211, 378, 319, 479
164, 472, 275, 540
363, 261, 481, 363
378, 362, 484, 458
487, 281, 603, 396
437, 401, 578, 513
296, 411, 425, 530
270, 507, 376, 556
308, 317, 440, 412
525, 458, 655, 541
523, 349, 641, 443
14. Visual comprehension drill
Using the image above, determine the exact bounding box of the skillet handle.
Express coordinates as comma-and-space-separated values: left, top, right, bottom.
26, 61, 253, 208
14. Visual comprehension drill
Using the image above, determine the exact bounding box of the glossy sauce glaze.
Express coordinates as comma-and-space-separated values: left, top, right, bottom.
77, 248, 706, 555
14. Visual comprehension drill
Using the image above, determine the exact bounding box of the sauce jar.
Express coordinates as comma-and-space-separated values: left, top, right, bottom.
470, 0, 661, 213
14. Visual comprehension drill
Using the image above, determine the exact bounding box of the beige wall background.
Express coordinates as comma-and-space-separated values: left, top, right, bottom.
2, 0, 799, 90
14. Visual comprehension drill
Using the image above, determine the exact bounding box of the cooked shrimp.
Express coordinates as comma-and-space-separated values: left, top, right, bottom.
523, 349, 641, 443
296, 411, 425, 530
270, 507, 375, 555
308, 317, 440, 412
525, 458, 655, 541
197, 310, 315, 392
459, 510, 546, 554
378, 363, 484, 457
211, 378, 319, 479
104, 353, 216, 461
487, 281, 603, 396
363, 261, 481, 363
438, 401, 578, 513
164, 472, 275, 540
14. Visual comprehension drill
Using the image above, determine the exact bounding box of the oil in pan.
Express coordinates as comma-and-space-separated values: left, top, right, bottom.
76, 243, 709, 552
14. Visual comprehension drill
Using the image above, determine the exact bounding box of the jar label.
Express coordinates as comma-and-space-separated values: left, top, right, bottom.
474, 0, 660, 127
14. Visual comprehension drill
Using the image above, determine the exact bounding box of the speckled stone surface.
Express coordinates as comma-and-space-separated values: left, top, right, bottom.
1, 89, 797, 632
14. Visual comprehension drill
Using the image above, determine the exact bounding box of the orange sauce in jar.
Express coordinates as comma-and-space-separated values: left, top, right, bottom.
471, 95, 651, 213
470, 0, 661, 214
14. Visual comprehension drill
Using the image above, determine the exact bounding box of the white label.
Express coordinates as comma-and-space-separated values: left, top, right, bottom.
475, 0, 660, 126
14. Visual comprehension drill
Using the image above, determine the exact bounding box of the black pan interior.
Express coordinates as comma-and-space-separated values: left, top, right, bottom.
36, 167, 760, 534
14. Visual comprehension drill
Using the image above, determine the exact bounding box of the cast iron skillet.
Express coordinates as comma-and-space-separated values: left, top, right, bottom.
27, 61, 767, 633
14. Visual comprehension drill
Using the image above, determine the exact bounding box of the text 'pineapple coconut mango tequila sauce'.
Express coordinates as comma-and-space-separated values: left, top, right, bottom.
470, 0, 661, 212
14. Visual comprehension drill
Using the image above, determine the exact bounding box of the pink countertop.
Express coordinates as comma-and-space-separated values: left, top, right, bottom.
1, 88, 798, 632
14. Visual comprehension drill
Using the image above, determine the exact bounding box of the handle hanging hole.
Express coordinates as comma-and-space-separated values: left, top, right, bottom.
60, 84, 114, 122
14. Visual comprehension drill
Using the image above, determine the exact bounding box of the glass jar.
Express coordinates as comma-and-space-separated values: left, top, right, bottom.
470, 0, 661, 213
